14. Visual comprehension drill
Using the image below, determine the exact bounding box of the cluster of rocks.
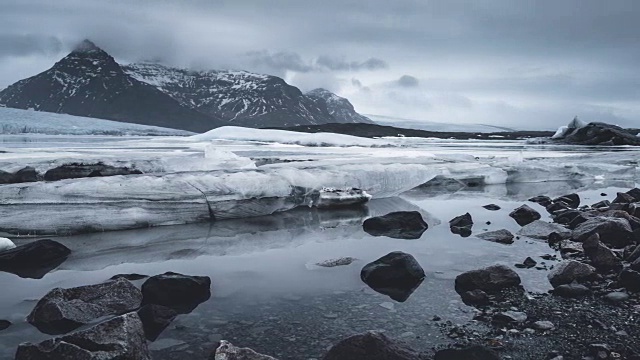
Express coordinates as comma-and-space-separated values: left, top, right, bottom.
0, 162, 142, 184
551, 118, 640, 146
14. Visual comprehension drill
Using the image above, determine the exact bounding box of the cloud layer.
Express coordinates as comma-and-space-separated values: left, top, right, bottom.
1, 0, 638, 129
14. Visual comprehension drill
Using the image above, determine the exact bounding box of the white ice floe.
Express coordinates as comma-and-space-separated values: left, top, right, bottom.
0, 237, 16, 251
189, 126, 390, 147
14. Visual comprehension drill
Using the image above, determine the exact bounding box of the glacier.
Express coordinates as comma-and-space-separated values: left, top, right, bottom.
0, 127, 638, 235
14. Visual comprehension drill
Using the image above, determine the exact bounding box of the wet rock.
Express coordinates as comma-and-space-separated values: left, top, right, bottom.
323, 331, 422, 360
533, 320, 555, 331
12, 166, 39, 183
16, 312, 151, 360
548, 260, 596, 287
360, 251, 425, 302
604, 291, 629, 303
494, 311, 528, 324
546, 202, 570, 215
553, 193, 580, 209
618, 268, 640, 292
0, 319, 10, 331
137, 304, 177, 341
449, 212, 473, 237
141, 272, 211, 313
455, 264, 521, 294
0, 239, 71, 279
583, 233, 623, 272
627, 188, 640, 201
362, 211, 428, 239
553, 283, 590, 298
211, 340, 278, 360
509, 204, 541, 226
315, 257, 357, 268
27, 277, 143, 335
460, 289, 490, 306
434, 345, 500, 360
592, 200, 611, 209
44, 162, 142, 181
572, 217, 634, 248
529, 195, 552, 207
476, 229, 514, 244
523, 257, 537, 268
483, 204, 501, 211
110, 273, 149, 281
517, 220, 571, 240
613, 192, 636, 204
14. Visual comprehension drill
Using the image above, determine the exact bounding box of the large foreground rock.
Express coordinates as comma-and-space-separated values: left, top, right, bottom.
141, 272, 211, 313
211, 340, 278, 360
362, 211, 428, 239
517, 220, 571, 240
547, 260, 596, 287
360, 252, 425, 302
0, 239, 71, 279
454, 265, 521, 294
16, 312, 151, 360
572, 217, 635, 248
27, 278, 142, 334
434, 346, 500, 360
509, 204, 541, 226
323, 331, 422, 360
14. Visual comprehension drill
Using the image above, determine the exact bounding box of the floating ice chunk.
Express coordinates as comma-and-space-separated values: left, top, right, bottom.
189, 126, 390, 147
314, 188, 372, 208
0, 237, 16, 251
551, 126, 569, 139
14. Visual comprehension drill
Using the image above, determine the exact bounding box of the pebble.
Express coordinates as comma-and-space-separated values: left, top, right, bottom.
533, 320, 555, 331
604, 292, 629, 303
322, 313, 338, 319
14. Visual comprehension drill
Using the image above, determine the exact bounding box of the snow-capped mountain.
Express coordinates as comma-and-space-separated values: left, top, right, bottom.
123, 63, 338, 127
306, 88, 374, 124
0, 40, 224, 132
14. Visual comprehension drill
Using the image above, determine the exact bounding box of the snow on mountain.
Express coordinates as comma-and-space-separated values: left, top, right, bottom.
367, 114, 516, 133
123, 62, 337, 128
0, 40, 224, 133
0, 107, 191, 136
306, 88, 374, 124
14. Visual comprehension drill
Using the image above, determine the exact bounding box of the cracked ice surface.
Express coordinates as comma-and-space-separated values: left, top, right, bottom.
0, 130, 638, 235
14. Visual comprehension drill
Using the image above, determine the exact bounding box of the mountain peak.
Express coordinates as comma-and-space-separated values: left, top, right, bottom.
72, 39, 103, 53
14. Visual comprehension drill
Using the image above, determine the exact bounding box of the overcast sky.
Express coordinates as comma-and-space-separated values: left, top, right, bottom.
1, 0, 639, 130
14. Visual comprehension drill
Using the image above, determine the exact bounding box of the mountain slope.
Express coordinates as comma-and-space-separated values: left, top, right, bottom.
123, 63, 336, 128
306, 88, 374, 124
0, 40, 223, 132
367, 114, 516, 133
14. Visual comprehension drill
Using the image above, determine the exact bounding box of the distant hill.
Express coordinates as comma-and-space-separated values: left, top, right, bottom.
269, 122, 554, 140
305, 88, 374, 124
366, 114, 517, 133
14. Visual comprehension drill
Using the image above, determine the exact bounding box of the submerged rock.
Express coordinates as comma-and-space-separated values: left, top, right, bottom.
27, 277, 143, 335
360, 251, 425, 302
315, 257, 357, 268
323, 331, 422, 360
509, 204, 541, 226
450, 212, 473, 237
482, 204, 501, 211
16, 313, 151, 360
0, 319, 11, 331
434, 345, 500, 360
137, 304, 177, 341
476, 229, 514, 244
362, 211, 428, 239
211, 340, 278, 360
547, 260, 596, 288
0, 239, 71, 279
141, 272, 211, 313
455, 265, 521, 294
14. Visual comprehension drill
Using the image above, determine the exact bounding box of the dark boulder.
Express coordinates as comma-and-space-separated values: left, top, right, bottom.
546, 202, 570, 215
0, 319, 11, 331
553, 210, 586, 228
572, 217, 635, 248
460, 289, 490, 306
553, 283, 590, 298
455, 265, 521, 294
323, 331, 422, 360
360, 251, 425, 302
619, 268, 640, 292
482, 204, 501, 211
547, 260, 596, 287
44, 162, 142, 181
555, 122, 640, 146
137, 304, 177, 341
476, 229, 514, 244
0, 170, 12, 184
362, 211, 428, 240
449, 213, 473, 237
16, 312, 151, 360
553, 193, 580, 208
0, 239, 70, 279
613, 192, 636, 204
434, 345, 500, 360
509, 205, 541, 226
529, 195, 552, 207
27, 277, 143, 335
141, 272, 211, 313
627, 188, 640, 202
591, 200, 611, 209
13, 167, 39, 183
632, 257, 640, 272
211, 340, 277, 360
583, 233, 623, 272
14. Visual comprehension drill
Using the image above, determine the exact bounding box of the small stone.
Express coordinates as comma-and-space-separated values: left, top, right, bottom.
483, 204, 501, 211
323, 313, 339, 319
604, 292, 629, 303
533, 321, 555, 331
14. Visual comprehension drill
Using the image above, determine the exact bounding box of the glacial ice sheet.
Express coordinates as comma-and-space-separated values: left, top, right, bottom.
0, 133, 638, 235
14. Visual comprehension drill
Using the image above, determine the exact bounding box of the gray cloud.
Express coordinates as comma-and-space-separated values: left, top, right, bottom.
0, 0, 638, 129
397, 75, 419, 87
